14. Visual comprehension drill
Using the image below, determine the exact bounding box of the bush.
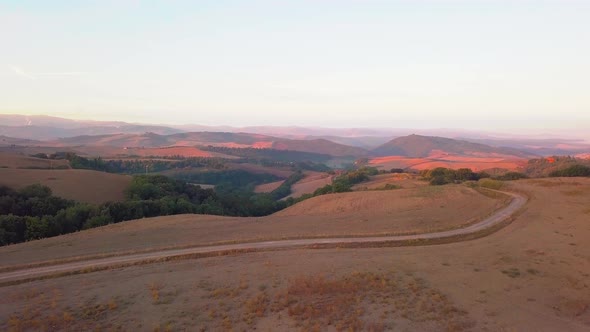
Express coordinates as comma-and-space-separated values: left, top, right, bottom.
495, 172, 528, 181
549, 164, 590, 177
479, 179, 504, 190
422, 167, 481, 185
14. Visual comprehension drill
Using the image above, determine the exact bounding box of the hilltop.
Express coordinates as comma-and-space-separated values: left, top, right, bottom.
373, 134, 535, 159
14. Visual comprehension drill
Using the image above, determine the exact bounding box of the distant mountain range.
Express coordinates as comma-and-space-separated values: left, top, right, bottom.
0, 131, 533, 160
0, 114, 588, 158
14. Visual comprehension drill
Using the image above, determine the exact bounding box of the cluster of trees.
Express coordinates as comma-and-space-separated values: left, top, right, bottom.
0, 185, 85, 245
523, 156, 590, 178
170, 169, 282, 190
0, 172, 310, 245
420, 167, 529, 185
267, 171, 305, 200
420, 168, 484, 185
46, 152, 332, 175
62, 153, 227, 174
549, 164, 590, 177
287, 167, 377, 203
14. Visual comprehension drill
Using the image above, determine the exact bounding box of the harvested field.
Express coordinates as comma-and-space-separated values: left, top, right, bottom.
0, 169, 131, 204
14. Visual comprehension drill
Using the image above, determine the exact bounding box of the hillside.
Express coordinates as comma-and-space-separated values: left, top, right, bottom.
0, 135, 41, 147
0, 169, 131, 204
373, 134, 534, 158
0, 182, 505, 266
49, 132, 370, 158
271, 138, 370, 157
275, 185, 501, 218
520, 156, 590, 177
0, 115, 181, 139
0, 152, 70, 169
2, 179, 589, 331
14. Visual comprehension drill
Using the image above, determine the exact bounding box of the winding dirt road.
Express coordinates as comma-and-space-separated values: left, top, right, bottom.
0, 190, 527, 285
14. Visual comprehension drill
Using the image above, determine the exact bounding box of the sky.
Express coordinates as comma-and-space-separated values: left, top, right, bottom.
0, 0, 589, 132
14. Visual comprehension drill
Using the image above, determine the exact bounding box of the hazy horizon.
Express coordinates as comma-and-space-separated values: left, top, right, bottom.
1, 1, 589, 132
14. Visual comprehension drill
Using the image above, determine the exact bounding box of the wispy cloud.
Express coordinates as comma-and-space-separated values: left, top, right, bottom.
9, 65, 90, 80
9, 65, 36, 80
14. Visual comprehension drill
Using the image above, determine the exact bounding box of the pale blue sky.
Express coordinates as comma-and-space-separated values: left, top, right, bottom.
0, 0, 589, 131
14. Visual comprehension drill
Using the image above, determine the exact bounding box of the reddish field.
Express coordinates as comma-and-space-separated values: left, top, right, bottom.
369, 155, 526, 172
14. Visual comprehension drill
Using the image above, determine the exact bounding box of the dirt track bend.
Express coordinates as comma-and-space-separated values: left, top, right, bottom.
0, 190, 527, 285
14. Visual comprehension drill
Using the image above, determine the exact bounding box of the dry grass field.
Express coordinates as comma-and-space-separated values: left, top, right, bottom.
254, 180, 285, 193
0, 152, 70, 169
1, 178, 590, 331
226, 162, 294, 178
0, 169, 131, 204
352, 173, 427, 190
0, 184, 503, 267
284, 172, 333, 199
369, 155, 526, 172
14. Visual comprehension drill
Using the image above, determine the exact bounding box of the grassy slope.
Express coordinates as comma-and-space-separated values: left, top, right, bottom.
0, 184, 504, 267
0, 169, 131, 204
2, 178, 590, 331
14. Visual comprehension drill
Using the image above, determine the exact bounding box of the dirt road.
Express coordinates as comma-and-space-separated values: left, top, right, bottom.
0, 190, 526, 285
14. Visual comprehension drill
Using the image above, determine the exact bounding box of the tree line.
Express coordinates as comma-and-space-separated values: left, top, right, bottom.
0, 174, 304, 246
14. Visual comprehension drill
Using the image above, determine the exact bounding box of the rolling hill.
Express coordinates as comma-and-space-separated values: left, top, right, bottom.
0, 168, 131, 204
48, 132, 370, 158
373, 134, 536, 158
0, 114, 181, 140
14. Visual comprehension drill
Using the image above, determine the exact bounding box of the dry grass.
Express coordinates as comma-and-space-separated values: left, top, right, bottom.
269, 271, 473, 331
2, 178, 590, 331
254, 180, 285, 193
184, 270, 473, 331
368, 155, 526, 172
284, 171, 333, 199
4, 288, 122, 332
0, 168, 131, 204
479, 178, 504, 190
0, 182, 505, 267
561, 189, 586, 197
0, 152, 70, 169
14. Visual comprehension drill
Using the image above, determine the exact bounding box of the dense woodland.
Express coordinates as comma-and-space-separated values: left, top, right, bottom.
0, 174, 298, 245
